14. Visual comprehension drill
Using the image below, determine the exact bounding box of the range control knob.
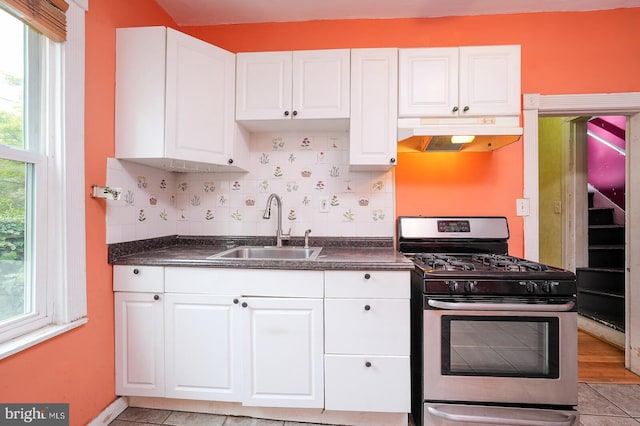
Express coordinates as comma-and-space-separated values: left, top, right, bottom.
463, 281, 476, 293
520, 281, 537, 293
541, 282, 551, 293
446, 280, 458, 292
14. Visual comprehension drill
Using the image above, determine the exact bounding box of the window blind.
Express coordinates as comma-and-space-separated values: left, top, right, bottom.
0, 0, 68, 42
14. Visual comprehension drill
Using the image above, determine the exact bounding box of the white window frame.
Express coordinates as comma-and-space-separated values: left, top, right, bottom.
0, 0, 88, 359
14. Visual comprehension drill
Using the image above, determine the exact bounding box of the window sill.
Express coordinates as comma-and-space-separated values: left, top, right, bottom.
0, 318, 88, 361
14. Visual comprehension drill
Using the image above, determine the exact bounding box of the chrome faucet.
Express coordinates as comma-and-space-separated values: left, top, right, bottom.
304, 229, 312, 249
262, 193, 290, 247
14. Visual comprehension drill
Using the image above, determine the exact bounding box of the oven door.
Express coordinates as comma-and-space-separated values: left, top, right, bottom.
423, 298, 578, 407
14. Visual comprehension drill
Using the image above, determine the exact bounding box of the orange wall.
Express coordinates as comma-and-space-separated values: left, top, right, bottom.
0, 1, 175, 425
184, 9, 640, 255
1, 6, 639, 425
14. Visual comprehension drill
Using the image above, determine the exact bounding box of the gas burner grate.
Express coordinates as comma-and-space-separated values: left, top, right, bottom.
415, 253, 476, 271
472, 254, 549, 272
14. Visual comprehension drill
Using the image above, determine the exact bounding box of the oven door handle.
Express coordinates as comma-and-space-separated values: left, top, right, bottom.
427, 299, 575, 312
427, 405, 576, 426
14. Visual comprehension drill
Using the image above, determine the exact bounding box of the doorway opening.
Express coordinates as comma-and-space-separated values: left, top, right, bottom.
523, 92, 640, 377
538, 116, 626, 348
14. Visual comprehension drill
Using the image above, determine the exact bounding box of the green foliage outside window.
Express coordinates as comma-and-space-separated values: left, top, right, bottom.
0, 70, 27, 321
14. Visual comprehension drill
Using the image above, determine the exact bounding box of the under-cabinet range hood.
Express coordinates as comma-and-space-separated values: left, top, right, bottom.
397, 116, 523, 152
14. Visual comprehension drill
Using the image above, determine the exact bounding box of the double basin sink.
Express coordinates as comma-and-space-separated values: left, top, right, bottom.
208, 246, 323, 261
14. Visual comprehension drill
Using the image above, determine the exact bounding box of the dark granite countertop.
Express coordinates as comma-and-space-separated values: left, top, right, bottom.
109, 235, 413, 271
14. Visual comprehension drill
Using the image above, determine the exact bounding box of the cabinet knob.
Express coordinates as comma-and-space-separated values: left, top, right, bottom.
133, 268, 140, 275
390, 158, 396, 164
292, 110, 298, 117
364, 304, 371, 311
284, 111, 290, 116
242, 302, 248, 308
463, 105, 470, 112
153, 294, 160, 301
364, 273, 371, 280
228, 159, 234, 164
452, 106, 459, 112
365, 361, 372, 368
233, 298, 239, 304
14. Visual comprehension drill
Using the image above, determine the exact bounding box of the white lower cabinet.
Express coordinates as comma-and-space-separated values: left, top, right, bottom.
115, 291, 165, 397
324, 270, 411, 413
164, 294, 241, 401
241, 297, 324, 408
325, 354, 410, 412
114, 265, 409, 416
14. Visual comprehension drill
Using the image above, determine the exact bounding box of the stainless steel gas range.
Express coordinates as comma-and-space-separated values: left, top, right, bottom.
398, 216, 579, 426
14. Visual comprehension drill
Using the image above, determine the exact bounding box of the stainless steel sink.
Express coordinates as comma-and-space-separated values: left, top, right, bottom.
208, 246, 322, 260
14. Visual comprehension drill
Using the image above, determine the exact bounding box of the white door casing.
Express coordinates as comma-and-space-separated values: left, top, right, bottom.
523, 92, 640, 375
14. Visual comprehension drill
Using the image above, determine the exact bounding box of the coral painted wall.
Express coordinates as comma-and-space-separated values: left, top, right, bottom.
1, 5, 640, 425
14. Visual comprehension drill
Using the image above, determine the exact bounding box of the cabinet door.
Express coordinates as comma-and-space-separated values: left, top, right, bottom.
115, 292, 164, 397
241, 297, 324, 408
164, 294, 241, 401
398, 47, 459, 117
325, 298, 409, 355
325, 354, 410, 412
236, 51, 293, 121
165, 28, 236, 165
349, 48, 398, 169
292, 49, 350, 120
459, 45, 521, 116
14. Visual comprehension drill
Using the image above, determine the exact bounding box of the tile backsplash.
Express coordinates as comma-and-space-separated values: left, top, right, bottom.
106, 132, 395, 244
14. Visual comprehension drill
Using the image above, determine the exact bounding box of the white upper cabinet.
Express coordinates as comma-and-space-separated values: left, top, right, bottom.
349, 48, 399, 170
236, 49, 350, 131
399, 45, 521, 118
115, 26, 249, 172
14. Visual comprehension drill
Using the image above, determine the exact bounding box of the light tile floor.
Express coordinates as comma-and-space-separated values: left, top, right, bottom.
578, 383, 640, 425
110, 383, 640, 426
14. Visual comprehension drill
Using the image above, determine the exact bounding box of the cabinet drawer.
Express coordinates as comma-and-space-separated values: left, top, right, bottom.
325, 299, 409, 355
324, 270, 409, 298
165, 267, 323, 297
113, 265, 164, 292
325, 354, 410, 412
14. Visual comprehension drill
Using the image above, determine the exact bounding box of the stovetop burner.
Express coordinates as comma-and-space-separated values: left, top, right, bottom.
413, 252, 563, 275
398, 216, 577, 297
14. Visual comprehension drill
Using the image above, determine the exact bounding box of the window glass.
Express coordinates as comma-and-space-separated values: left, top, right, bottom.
0, 8, 33, 326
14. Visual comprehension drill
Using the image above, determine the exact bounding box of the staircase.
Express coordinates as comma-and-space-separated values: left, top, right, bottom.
576, 192, 625, 332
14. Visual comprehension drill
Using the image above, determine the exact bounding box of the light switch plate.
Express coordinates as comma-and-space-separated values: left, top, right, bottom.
516, 198, 530, 216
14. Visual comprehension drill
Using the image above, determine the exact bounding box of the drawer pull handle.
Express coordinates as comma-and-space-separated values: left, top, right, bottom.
153, 295, 159, 301
133, 268, 140, 275
364, 304, 371, 311
364, 273, 371, 280
242, 302, 248, 308
365, 361, 372, 368
233, 298, 239, 304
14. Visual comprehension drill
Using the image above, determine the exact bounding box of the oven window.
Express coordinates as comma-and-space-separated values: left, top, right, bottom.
441, 316, 560, 379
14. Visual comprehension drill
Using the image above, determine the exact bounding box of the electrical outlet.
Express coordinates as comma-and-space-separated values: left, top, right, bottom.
319, 197, 329, 213
554, 200, 562, 214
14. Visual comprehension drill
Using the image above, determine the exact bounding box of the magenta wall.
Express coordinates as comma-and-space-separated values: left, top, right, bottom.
587, 116, 626, 209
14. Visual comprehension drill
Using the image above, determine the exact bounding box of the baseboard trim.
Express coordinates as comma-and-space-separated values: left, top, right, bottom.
578, 314, 625, 349
87, 397, 128, 426
127, 397, 408, 426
